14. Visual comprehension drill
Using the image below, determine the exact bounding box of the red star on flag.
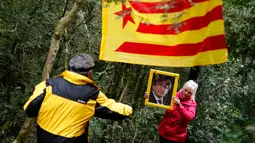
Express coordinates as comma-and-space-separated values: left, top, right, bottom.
114, 4, 135, 29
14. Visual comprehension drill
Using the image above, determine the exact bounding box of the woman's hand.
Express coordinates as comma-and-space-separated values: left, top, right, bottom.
144, 92, 149, 98
174, 97, 180, 106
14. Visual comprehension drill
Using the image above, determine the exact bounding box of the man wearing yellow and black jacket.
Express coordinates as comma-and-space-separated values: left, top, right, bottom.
24, 53, 133, 143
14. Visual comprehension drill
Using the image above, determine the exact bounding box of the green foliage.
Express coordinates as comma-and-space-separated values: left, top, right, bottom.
0, 0, 72, 141
183, 59, 254, 143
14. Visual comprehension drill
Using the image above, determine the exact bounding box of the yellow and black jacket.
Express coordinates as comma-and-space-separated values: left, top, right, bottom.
24, 70, 132, 143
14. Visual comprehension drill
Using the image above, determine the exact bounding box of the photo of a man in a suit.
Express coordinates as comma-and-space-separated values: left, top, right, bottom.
149, 74, 174, 106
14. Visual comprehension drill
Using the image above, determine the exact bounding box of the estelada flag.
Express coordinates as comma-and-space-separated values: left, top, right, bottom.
100, 0, 228, 67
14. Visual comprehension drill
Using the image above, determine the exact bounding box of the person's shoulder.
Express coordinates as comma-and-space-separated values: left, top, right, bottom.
182, 99, 197, 107
149, 92, 154, 97
149, 92, 156, 103
189, 99, 197, 107
176, 91, 182, 97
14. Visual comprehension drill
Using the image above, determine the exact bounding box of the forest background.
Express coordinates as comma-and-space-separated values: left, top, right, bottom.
0, 0, 254, 142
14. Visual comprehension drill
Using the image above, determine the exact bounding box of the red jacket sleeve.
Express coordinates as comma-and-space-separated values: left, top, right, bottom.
177, 102, 197, 122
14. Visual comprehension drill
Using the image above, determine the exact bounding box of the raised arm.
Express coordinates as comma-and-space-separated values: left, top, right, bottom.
177, 103, 196, 122
94, 91, 133, 120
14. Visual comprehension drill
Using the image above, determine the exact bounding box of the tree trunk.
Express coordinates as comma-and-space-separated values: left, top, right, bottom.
13, 0, 83, 142
188, 66, 201, 82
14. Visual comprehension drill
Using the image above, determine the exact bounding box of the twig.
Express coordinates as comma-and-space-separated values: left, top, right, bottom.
207, 78, 230, 95
131, 130, 137, 143
0, 21, 19, 33
62, 0, 69, 17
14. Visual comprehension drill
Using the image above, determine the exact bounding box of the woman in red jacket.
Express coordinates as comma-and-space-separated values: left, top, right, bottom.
145, 80, 198, 143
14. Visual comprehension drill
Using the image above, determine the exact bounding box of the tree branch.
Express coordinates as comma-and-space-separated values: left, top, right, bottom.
42, 0, 83, 80
62, 0, 69, 18
118, 81, 129, 102
13, 0, 83, 142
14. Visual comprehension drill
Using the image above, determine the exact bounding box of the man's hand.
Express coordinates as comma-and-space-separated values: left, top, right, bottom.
174, 97, 180, 106
144, 92, 149, 98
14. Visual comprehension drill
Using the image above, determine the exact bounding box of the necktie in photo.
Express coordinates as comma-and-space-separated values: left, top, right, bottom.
158, 100, 162, 104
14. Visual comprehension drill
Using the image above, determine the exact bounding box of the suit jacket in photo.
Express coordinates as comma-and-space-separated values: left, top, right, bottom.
149, 92, 171, 106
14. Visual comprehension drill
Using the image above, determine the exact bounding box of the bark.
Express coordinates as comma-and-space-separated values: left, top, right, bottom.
188, 66, 201, 82
13, 0, 83, 142
118, 81, 129, 102
42, 0, 83, 80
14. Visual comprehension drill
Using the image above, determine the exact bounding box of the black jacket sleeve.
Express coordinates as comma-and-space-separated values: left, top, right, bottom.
23, 81, 47, 117
94, 91, 132, 120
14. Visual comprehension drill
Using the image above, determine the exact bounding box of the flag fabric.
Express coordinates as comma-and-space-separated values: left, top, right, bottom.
100, 0, 228, 67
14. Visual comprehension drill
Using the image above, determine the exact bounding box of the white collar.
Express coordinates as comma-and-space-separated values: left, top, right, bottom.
152, 92, 164, 104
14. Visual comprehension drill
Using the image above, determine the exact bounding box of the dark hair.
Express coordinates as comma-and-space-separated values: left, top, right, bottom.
67, 53, 95, 76
152, 74, 172, 87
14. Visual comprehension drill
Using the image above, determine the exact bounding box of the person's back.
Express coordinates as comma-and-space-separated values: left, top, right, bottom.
24, 53, 132, 143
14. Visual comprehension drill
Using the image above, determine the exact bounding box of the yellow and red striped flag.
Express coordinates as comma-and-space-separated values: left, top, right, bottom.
100, 0, 228, 67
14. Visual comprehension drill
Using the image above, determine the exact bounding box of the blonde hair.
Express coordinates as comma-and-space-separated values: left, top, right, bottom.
181, 80, 198, 100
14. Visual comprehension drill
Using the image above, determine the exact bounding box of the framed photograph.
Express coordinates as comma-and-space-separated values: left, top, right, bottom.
145, 69, 179, 110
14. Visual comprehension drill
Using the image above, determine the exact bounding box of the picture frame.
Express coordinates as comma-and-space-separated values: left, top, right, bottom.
145, 69, 179, 110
